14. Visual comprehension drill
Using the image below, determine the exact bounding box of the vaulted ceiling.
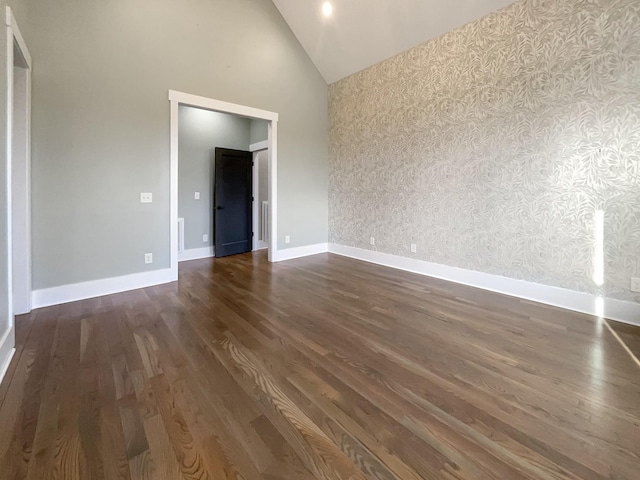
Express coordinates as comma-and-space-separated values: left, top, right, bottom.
271, 0, 518, 84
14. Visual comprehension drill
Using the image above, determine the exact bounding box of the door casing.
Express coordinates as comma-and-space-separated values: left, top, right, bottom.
169, 90, 279, 280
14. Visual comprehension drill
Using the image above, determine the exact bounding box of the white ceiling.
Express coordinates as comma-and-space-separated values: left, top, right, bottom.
271, 0, 518, 84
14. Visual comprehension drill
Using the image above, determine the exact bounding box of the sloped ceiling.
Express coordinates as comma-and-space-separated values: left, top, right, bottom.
271, 0, 518, 84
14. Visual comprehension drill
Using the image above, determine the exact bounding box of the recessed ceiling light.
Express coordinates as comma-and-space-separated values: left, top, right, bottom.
322, 1, 333, 17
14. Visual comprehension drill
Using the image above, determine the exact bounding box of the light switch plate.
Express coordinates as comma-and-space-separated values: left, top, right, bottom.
194, 192, 200, 200
140, 192, 153, 203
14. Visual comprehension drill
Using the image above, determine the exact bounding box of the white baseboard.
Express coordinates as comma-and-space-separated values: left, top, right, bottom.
32, 268, 176, 309
274, 243, 328, 262
0, 325, 16, 385
328, 244, 640, 327
254, 240, 268, 251
27, 243, 640, 327
178, 246, 214, 262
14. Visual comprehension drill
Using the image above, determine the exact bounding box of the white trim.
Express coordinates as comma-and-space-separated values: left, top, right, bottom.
249, 140, 268, 152
11, 53, 31, 315
178, 247, 214, 262
252, 151, 259, 251
4, 8, 32, 368
5, 10, 14, 332
169, 99, 179, 281
177, 217, 184, 253
5, 7, 31, 67
0, 325, 15, 385
168, 90, 278, 122
32, 268, 175, 309
274, 243, 328, 262
169, 90, 279, 270
328, 244, 640, 327
267, 121, 277, 262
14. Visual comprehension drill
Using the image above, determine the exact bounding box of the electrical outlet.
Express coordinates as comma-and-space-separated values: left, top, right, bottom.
285, 235, 291, 244
203, 234, 208, 243
140, 192, 153, 203
631, 277, 640, 293
411, 243, 417, 253
144, 253, 153, 264
194, 192, 200, 200
370, 236, 375, 246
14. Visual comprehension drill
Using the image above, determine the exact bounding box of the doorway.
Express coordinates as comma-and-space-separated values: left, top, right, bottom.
176, 106, 261, 262
2, 8, 31, 380
8, 10, 32, 315
168, 90, 279, 281
10, 27, 32, 316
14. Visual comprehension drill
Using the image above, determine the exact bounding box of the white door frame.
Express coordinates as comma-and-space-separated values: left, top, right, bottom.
168, 90, 278, 280
6, 7, 32, 316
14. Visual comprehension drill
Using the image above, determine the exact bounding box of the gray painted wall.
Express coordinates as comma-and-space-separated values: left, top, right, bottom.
178, 106, 251, 251
24, 0, 329, 290
250, 119, 268, 145
329, 0, 640, 303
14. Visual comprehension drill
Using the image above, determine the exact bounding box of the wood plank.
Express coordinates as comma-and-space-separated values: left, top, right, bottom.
0, 251, 638, 479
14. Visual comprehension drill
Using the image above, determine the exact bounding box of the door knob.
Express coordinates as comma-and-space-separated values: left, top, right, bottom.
216, 206, 224, 210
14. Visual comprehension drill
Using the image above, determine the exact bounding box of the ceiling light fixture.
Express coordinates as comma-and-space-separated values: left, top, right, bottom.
322, 1, 333, 17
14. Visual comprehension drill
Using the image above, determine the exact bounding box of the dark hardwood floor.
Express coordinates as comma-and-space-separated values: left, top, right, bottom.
0, 251, 639, 479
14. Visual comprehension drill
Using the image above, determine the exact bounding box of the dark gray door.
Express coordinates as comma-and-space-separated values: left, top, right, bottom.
214, 148, 253, 257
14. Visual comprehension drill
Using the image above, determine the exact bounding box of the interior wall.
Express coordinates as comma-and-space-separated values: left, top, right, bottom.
24, 0, 328, 290
250, 118, 268, 145
329, 0, 640, 302
178, 106, 250, 252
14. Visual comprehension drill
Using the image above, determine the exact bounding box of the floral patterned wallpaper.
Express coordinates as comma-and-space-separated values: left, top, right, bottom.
329, 0, 640, 302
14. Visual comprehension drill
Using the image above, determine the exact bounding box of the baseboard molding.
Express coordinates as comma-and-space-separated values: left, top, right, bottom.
328, 244, 640, 327
178, 247, 214, 262
32, 268, 176, 309
27, 243, 640, 325
274, 243, 328, 262
0, 325, 16, 385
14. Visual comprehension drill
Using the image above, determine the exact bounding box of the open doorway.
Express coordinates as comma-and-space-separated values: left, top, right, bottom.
10, 17, 32, 316
175, 106, 266, 261
168, 91, 279, 281
1, 7, 32, 381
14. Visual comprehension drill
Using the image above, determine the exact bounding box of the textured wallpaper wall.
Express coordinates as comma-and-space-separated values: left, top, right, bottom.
329, 0, 640, 302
